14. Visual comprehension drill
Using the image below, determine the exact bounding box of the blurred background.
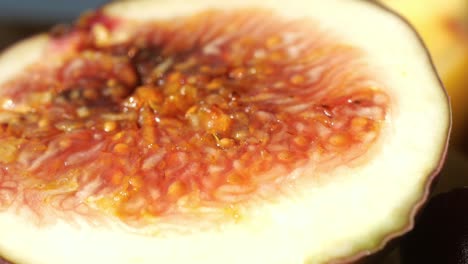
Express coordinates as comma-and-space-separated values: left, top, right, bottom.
0, 0, 108, 48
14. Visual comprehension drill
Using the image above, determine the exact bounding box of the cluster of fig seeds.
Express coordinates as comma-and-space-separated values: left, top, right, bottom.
0, 10, 388, 221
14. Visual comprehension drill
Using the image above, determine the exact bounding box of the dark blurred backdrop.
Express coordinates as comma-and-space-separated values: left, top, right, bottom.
0, 0, 108, 50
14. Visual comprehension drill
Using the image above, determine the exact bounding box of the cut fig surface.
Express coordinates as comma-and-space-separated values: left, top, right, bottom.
0, 8, 388, 224
0, 1, 450, 264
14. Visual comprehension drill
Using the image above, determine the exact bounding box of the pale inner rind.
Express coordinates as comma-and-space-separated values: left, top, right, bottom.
0, 0, 449, 264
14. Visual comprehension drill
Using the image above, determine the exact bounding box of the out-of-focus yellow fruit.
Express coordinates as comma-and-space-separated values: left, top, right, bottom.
379, 0, 468, 146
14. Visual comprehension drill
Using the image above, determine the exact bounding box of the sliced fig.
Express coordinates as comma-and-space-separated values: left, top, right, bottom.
0, 1, 450, 264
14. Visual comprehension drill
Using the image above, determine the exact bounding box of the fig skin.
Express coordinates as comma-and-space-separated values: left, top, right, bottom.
400, 188, 468, 264
330, 2, 451, 263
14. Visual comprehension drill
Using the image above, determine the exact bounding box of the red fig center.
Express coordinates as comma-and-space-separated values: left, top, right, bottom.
0, 10, 389, 224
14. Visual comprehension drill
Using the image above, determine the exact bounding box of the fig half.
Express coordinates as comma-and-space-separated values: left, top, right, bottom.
0, 0, 450, 264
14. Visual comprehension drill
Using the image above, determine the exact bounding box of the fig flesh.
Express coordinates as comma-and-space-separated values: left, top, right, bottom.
0, 0, 450, 264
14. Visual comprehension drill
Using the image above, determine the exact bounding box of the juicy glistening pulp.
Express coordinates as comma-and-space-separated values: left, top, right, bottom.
0, 10, 388, 225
